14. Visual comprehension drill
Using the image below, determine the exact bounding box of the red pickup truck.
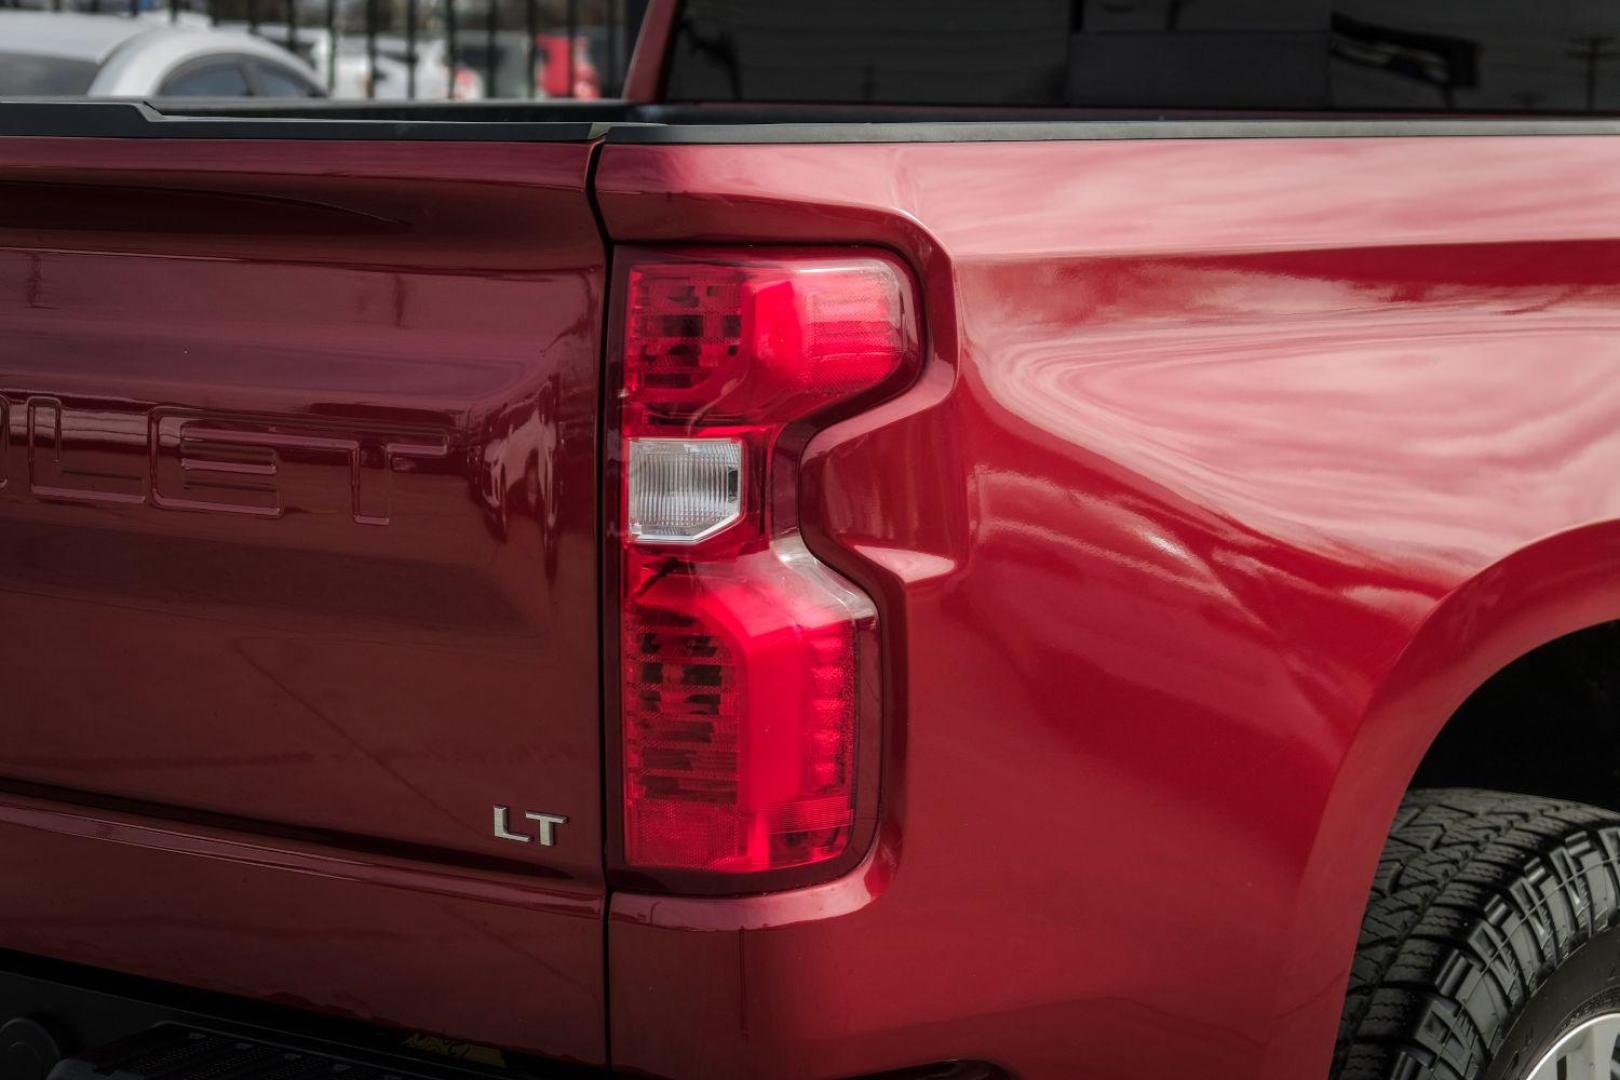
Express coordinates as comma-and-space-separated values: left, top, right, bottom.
9, 3, 1620, 1079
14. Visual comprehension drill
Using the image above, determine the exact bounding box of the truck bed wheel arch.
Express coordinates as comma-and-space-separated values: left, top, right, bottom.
1261, 520, 1620, 1079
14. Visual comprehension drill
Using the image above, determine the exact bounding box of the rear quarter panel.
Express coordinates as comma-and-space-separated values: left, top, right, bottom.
595, 132, 1620, 1079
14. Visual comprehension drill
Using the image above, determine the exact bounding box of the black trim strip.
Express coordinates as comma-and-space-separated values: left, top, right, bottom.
12, 98, 1620, 143
0, 100, 611, 141
603, 117, 1620, 144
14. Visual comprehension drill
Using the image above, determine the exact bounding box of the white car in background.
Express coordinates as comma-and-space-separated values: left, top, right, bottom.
0, 11, 325, 97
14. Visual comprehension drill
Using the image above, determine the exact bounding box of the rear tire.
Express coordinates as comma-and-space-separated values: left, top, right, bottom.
1334, 788, 1620, 1080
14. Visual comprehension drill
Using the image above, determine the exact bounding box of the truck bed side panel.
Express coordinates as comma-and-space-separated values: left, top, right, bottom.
595, 133, 1620, 1080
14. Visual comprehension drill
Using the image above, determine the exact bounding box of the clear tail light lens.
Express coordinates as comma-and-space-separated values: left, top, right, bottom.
612, 248, 919, 888
626, 437, 743, 543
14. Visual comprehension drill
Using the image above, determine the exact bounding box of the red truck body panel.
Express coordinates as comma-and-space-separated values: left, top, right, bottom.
593, 134, 1620, 1078
0, 136, 608, 1063
8, 80, 1620, 1079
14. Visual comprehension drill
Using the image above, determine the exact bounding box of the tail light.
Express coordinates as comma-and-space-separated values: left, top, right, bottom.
610, 248, 918, 891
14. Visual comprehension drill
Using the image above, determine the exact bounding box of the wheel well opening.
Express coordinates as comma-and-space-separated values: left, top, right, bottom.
1412, 619, 1620, 811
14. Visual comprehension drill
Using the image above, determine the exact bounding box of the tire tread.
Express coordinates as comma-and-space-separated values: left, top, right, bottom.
1333, 788, 1620, 1079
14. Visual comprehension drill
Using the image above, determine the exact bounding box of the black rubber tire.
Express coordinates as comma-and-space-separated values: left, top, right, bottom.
1333, 788, 1620, 1080
0, 1018, 65, 1080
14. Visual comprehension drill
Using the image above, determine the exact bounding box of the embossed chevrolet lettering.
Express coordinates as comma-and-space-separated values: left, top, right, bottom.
492, 806, 568, 846
0, 394, 449, 525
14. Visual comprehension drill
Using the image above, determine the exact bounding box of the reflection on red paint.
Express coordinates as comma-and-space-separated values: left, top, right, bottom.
0, 136, 609, 1063
596, 137, 1620, 1080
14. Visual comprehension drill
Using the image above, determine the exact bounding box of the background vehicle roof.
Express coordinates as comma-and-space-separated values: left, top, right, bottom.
0, 11, 156, 63
0, 12, 312, 70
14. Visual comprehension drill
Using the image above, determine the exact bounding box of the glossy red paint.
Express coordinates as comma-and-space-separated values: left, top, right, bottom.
13, 112, 1620, 1080
0, 137, 607, 1063
0, 788, 604, 1055
620, 0, 677, 104
594, 135, 1620, 1078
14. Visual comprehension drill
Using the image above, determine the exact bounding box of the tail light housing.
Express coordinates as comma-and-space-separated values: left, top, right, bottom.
609, 248, 919, 893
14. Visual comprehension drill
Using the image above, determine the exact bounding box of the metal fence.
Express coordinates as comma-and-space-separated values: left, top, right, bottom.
7, 0, 644, 100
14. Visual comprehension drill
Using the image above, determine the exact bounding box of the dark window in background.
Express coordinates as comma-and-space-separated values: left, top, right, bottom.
664, 0, 1620, 114
161, 61, 253, 97
250, 61, 321, 98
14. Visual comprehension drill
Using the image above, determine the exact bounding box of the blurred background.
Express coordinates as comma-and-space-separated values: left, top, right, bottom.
0, 0, 647, 101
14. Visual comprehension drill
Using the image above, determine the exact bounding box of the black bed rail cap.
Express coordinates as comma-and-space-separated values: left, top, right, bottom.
0, 99, 609, 142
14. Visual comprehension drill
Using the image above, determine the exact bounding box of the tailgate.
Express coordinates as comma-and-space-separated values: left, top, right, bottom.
0, 108, 607, 1061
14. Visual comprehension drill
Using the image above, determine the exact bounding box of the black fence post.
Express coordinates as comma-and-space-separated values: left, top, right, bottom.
483, 0, 496, 100
607, 0, 621, 93
524, 0, 536, 98
564, 0, 576, 96
445, 0, 458, 98
323, 0, 336, 91
405, 0, 417, 98
365, 0, 378, 98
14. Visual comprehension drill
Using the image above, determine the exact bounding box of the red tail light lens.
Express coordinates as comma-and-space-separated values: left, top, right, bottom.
626, 260, 916, 424
622, 546, 868, 873
613, 249, 918, 887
